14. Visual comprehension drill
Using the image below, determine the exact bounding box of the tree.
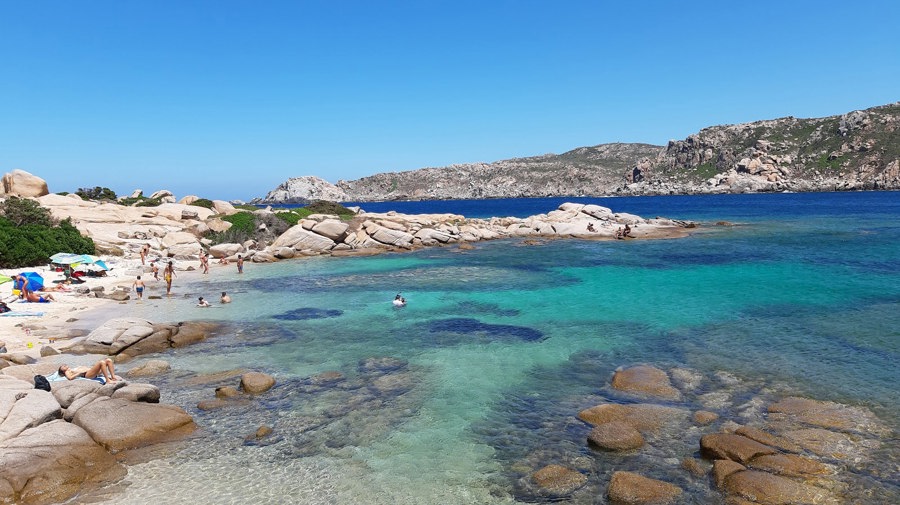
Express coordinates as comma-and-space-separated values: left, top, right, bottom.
0, 197, 54, 227
75, 186, 117, 201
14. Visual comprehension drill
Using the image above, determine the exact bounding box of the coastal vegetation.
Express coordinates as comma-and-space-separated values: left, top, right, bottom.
0, 197, 94, 268
256, 102, 900, 203
75, 186, 117, 201
205, 200, 355, 246
189, 198, 215, 209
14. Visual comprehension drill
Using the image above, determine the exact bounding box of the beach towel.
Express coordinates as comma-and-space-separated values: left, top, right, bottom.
0, 312, 44, 317
45, 371, 106, 384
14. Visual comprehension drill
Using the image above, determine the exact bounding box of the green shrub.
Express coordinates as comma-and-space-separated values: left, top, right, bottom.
76, 186, 117, 201
0, 197, 54, 227
274, 210, 303, 227
0, 217, 94, 268
135, 197, 163, 207
190, 198, 215, 209
222, 211, 256, 233
305, 200, 355, 217
119, 196, 163, 207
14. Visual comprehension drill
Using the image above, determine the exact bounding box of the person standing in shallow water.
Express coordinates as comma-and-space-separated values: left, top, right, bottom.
200, 252, 209, 274
133, 275, 145, 300
164, 261, 176, 295
237, 254, 244, 274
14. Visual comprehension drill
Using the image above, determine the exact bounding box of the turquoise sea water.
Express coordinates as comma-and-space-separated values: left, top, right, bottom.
90, 192, 899, 504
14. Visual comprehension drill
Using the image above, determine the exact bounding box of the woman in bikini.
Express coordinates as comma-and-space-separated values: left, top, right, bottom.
164, 261, 176, 295
58, 358, 117, 383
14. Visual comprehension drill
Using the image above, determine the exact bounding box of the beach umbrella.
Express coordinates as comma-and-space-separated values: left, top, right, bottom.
50, 252, 109, 271
0, 274, 11, 285
16, 271, 44, 291
74, 263, 106, 273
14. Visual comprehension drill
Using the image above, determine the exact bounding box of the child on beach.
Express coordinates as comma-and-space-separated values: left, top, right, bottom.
133, 276, 145, 299
237, 254, 244, 274
151, 261, 159, 280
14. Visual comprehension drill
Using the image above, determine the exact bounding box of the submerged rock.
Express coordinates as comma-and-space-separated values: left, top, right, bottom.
240, 372, 276, 394
587, 420, 644, 451
700, 433, 778, 464
607, 471, 682, 505
723, 470, 838, 505
611, 365, 682, 400
530, 464, 588, 497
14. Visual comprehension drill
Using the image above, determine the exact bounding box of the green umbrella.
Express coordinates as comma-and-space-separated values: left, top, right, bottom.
0, 274, 11, 285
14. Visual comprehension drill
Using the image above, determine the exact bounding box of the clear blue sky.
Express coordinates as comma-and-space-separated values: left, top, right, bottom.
1, 1, 898, 201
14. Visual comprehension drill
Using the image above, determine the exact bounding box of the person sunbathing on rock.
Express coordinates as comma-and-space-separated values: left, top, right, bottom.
58, 358, 117, 383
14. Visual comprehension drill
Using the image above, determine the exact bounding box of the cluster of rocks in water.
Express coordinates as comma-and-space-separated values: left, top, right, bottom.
0, 318, 271, 505
3, 313, 896, 505
0, 316, 428, 505
515, 364, 894, 504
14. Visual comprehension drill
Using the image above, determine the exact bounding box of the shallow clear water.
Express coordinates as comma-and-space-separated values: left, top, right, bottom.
89, 192, 899, 504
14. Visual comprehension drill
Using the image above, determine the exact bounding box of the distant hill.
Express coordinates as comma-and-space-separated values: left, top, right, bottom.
256, 102, 900, 203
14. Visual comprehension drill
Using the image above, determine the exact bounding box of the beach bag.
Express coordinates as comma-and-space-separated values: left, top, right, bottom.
34, 375, 51, 391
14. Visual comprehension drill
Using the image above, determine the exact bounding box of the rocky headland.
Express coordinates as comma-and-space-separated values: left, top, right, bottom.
255, 102, 900, 203
1, 170, 696, 269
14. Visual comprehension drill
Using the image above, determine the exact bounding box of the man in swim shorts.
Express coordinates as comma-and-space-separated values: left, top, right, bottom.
133, 275, 145, 299
25, 291, 53, 303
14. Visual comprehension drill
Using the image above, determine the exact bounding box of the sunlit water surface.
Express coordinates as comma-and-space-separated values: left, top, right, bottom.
82, 192, 899, 504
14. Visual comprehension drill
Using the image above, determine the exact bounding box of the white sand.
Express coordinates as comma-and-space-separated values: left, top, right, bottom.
0, 254, 230, 358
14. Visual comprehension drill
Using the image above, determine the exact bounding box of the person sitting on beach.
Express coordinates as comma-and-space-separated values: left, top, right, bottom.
197, 296, 211, 307
623, 224, 632, 238
14, 275, 30, 298
58, 359, 117, 383
25, 291, 54, 303
218, 257, 229, 265
220, 291, 231, 303
615, 227, 624, 239
587, 222, 596, 232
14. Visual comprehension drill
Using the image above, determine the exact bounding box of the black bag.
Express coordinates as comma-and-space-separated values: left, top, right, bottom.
34, 374, 51, 392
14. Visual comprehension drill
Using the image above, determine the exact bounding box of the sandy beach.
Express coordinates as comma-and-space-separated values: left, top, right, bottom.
0, 253, 234, 357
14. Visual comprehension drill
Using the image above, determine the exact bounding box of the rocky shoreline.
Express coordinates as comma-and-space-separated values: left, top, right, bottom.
32, 190, 696, 267
1, 172, 896, 504
513, 364, 895, 504
0, 318, 282, 505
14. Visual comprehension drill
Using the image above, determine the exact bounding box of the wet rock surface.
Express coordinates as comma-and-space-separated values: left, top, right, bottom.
475, 360, 897, 504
